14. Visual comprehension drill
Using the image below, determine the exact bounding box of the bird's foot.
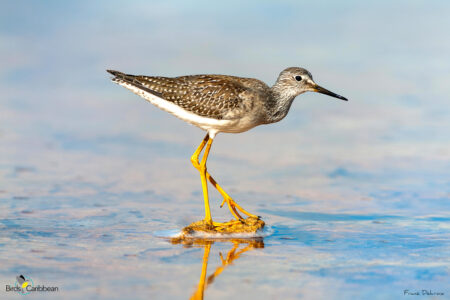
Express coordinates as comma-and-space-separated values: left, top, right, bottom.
179, 216, 265, 237
211, 216, 264, 233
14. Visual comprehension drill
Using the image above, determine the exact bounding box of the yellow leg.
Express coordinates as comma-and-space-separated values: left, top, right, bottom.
206, 175, 258, 220
190, 134, 258, 224
191, 134, 213, 223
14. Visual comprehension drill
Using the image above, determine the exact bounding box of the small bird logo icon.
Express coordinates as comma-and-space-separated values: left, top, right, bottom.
16, 275, 29, 289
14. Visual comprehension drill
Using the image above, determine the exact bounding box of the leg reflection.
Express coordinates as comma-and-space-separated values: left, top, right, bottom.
171, 238, 264, 300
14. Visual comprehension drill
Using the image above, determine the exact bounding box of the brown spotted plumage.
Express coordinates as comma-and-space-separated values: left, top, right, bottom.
107, 70, 269, 120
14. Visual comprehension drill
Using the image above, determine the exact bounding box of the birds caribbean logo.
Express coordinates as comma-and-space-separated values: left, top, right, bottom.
15, 274, 33, 294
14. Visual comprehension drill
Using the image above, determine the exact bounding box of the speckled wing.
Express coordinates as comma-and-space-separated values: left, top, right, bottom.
108, 70, 258, 120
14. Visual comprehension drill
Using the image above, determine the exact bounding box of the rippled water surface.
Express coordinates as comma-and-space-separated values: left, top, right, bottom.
1, 1, 450, 299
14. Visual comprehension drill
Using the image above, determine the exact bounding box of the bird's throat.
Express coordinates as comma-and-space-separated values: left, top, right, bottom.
266, 87, 297, 123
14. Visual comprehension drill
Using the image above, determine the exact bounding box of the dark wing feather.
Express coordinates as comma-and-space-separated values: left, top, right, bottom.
108, 70, 251, 119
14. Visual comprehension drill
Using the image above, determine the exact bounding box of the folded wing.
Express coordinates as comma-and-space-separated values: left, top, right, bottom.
107, 70, 250, 120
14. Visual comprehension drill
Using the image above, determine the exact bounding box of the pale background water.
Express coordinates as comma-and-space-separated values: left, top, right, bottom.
1, 1, 449, 299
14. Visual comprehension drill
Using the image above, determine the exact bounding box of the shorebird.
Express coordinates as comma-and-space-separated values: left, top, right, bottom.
107, 67, 347, 227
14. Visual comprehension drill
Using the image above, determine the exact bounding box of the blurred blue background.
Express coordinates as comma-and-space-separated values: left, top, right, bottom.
1, 1, 449, 299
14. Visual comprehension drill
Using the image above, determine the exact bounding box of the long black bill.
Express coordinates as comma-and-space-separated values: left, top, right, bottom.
314, 85, 348, 101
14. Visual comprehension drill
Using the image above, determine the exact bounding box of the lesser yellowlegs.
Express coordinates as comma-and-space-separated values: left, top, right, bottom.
107, 67, 347, 227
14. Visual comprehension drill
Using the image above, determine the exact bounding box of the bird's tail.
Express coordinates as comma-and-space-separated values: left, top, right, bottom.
107, 69, 134, 83
106, 70, 163, 98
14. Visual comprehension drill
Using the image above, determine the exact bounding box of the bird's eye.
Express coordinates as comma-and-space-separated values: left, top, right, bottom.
295, 75, 302, 81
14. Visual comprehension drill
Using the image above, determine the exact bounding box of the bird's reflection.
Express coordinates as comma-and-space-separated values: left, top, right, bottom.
171, 238, 264, 300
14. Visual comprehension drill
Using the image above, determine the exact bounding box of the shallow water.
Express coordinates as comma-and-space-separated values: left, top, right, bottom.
1, 1, 450, 299
1, 165, 449, 299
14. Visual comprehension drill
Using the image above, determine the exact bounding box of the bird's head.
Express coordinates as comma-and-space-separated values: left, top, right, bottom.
274, 67, 347, 101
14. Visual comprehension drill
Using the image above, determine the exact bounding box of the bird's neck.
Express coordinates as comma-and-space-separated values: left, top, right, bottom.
265, 84, 297, 124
